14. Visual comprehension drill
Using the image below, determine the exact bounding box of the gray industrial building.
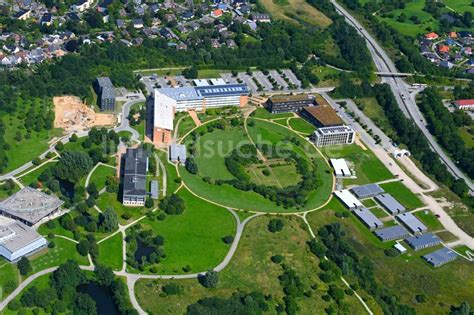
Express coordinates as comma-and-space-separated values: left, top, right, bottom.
169, 144, 187, 163
150, 180, 159, 200
405, 233, 441, 251
375, 193, 406, 215
396, 212, 427, 235
95, 77, 116, 111
122, 148, 148, 206
422, 247, 458, 267
374, 225, 410, 242
351, 184, 384, 199
353, 208, 384, 230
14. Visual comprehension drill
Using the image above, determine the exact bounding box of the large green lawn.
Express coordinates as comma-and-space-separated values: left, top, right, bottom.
156, 150, 180, 195
251, 108, 294, 119
1, 98, 63, 175
0, 258, 19, 300
89, 165, 116, 191
288, 117, 316, 135
180, 119, 333, 213
192, 128, 249, 180
96, 192, 147, 224
97, 233, 123, 271
176, 115, 196, 139
130, 188, 235, 274
135, 215, 367, 314
307, 201, 474, 314
321, 143, 394, 185
380, 181, 424, 210
413, 210, 444, 231
28, 237, 89, 274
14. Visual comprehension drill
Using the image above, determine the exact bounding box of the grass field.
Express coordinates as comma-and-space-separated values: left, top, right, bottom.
313, 66, 342, 87
156, 150, 180, 195
458, 127, 474, 149
413, 210, 444, 231
29, 237, 89, 274
380, 181, 424, 210
135, 215, 367, 314
288, 117, 316, 135
370, 207, 389, 219
321, 144, 394, 185
96, 192, 147, 224
443, 0, 474, 14
192, 128, 249, 181
246, 160, 301, 188
0, 181, 20, 201
176, 115, 196, 139
259, 0, 332, 27
251, 108, 294, 120
355, 97, 397, 138
37, 218, 75, 239
131, 188, 235, 274
18, 162, 57, 186
362, 198, 377, 208
97, 233, 123, 271
0, 259, 19, 300
88, 165, 116, 191
307, 202, 474, 314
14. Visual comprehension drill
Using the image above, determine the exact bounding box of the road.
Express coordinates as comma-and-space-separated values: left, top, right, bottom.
114, 97, 145, 142
330, 0, 474, 192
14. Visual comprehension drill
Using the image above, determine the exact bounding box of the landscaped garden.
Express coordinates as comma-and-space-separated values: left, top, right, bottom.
179, 117, 333, 213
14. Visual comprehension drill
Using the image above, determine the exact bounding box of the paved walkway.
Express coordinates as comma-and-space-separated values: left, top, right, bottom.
188, 110, 202, 127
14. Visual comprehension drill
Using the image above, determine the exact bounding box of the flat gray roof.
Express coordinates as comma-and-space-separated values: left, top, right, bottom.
396, 212, 427, 234
96, 77, 113, 88
353, 207, 383, 229
0, 222, 46, 253
374, 225, 410, 241
375, 193, 406, 214
405, 233, 441, 249
351, 184, 384, 199
157, 84, 249, 101
169, 144, 187, 162
0, 187, 63, 225
150, 180, 159, 199
423, 247, 457, 267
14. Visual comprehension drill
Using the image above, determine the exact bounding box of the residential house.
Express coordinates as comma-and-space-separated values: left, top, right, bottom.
425, 32, 439, 40
252, 13, 271, 23
133, 18, 144, 29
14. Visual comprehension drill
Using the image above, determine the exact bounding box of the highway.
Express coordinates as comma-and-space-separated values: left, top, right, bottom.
330, 0, 474, 192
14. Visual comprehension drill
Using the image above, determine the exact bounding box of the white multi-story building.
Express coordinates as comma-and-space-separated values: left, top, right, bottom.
0, 222, 47, 262
311, 125, 355, 147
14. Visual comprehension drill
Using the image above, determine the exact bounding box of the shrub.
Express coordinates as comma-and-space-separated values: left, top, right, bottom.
222, 235, 234, 244
271, 255, 284, 264
267, 218, 284, 233
162, 283, 182, 296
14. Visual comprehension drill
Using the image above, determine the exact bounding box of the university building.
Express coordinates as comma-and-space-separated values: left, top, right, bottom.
266, 94, 316, 113
122, 148, 148, 206
94, 77, 116, 111
311, 125, 355, 147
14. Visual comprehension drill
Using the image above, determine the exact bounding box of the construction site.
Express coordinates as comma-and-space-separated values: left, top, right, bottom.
53, 96, 116, 133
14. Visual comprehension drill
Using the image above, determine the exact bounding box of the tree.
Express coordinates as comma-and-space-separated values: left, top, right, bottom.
17, 256, 32, 276
99, 207, 119, 232
54, 151, 93, 183
182, 66, 198, 79
94, 265, 115, 286
52, 260, 86, 304
200, 269, 219, 288
77, 239, 90, 256
450, 301, 471, 315
267, 218, 284, 233
222, 235, 234, 244
162, 283, 182, 295
159, 194, 186, 215
74, 293, 97, 315
145, 197, 154, 209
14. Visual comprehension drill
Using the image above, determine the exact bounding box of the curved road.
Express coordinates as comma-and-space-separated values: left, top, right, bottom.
330, 0, 474, 192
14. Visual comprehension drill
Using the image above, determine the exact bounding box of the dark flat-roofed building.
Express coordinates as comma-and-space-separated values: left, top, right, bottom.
396, 212, 427, 235
351, 184, 384, 199
150, 180, 159, 200
353, 208, 384, 230
423, 247, 457, 267
405, 233, 441, 251
94, 77, 116, 111
375, 193, 406, 215
122, 148, 148, 206
300, 105, 343, 128
266, 94, 315, 113
374, 225, 410, 242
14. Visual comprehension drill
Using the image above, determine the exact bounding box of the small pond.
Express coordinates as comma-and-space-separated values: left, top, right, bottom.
77, 282, 119, 315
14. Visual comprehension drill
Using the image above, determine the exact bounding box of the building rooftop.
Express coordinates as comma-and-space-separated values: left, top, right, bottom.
396, 212, 427, 234
330, 158, 351, 177
158, 83, 248, 102
303, 105, 343, 127
269, 94, 314, 104
0, 187, 64, 225
150, 180, 159, 199
334, 190, 362, 209
0, 222, 46, 253
353, 207, 383, 229
375, 193, 406, 215
123, 148, 148, 197
154, 90, 175, 130
351, 183, 384, 199
374, 225, 410, 241
169, 144, 187, 162
423, 247, 458, 267
315, 125, 355, 136
405, 233, 441, 249
96, 77, 113, 88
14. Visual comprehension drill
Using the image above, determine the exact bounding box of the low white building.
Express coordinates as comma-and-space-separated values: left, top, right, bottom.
330, 158, 351, 177
394, 243, 407, 253
334, 189, 362, 210
0, 222, 47, 262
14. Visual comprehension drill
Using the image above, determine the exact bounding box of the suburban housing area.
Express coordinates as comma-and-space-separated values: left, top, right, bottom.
1, 0, 474, 313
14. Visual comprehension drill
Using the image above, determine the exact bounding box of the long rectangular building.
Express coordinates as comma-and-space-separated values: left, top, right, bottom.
300, 105, 343, 128
375, 193, 406, 215
423, 247, 457, 267
334, 190, 362, 210
311, 125, 355, 147
122, 148, 148, 206
396, 212, 427, 235
0, 222, 47, 262
351, 184, 384, 199
95, 77, 116, 111
353, 208, 383, 230
374, 225, 410, 242
153, 89, 175, 145
330, 158, 351, 177
156, 83, 249, 112
266, 94, 315, 113
405, 233, 441, 251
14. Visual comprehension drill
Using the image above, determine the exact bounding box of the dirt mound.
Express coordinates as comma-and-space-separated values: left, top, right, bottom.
53, 96, 116, 132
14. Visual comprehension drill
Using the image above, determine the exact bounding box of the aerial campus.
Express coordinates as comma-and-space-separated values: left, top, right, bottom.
1, 0, 474, 315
